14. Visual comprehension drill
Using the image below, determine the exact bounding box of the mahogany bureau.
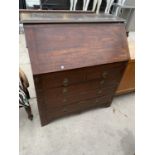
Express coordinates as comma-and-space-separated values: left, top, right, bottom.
21, 11, 129, 126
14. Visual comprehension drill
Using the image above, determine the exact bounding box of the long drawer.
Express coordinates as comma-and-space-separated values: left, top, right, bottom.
44, 95, 112, 124
36, 78, 118, 109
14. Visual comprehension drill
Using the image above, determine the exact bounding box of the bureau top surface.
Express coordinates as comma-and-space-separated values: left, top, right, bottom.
20, 12, 125, 24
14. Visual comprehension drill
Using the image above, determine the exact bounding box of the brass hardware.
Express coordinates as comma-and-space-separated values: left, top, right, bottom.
98, 90, 102, 94
77, 102, 81, 105
63, 88, 68, 93
63, 78, 69, 86
78, 101, 85, 105
63, 108, 67, 112
63, 98, 67, 102
95, 99, 99, 103
102, 71, 107, 78
100, 80, 105, 85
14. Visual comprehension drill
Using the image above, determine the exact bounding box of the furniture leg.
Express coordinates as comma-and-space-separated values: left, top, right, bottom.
25, 105, 33, 120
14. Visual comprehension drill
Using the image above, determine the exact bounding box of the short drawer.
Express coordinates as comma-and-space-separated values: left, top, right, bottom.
34, 68, 86, 90
85, 61, 126, 81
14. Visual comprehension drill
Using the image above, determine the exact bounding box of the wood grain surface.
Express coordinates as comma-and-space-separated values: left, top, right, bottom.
34, 61, 127, 126
116, 37, 135, 95
20, 11, 125, 23
34, 62, 126, 90
24, 23, 129, 75
116, 60, 135, 95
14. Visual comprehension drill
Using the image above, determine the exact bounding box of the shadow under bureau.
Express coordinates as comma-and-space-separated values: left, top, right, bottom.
21, 11, 129, 126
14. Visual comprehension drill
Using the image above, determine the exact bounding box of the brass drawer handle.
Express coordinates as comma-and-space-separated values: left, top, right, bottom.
63, 108, 67, 112
63, 88, 68, 93
77, 102, 81, 105
100, 80, 105, 85
98, 90, 102, 94
63, 78, 69, 86
95, 99, 99, 103
102, 72, 108, 78
78, 101, 85, 105
63, 98, 67, 102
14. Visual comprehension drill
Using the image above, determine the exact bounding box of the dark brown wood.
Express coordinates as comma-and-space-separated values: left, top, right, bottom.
37, 81, 115, 108
34, 62, 126, 90
34, 61, 127, 126
45, 96, 112, 123
24, 23, 129, 75
23, 13, 129, 126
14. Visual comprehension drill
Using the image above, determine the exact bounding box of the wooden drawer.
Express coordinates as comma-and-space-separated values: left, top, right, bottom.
35, 73, 120, 107
45, 95, 112, 124
34, 62, 127, 125
85, 62, 126, 81
42, 84, 116, 109
34, 62, 126, 91
34, 68, 86, 90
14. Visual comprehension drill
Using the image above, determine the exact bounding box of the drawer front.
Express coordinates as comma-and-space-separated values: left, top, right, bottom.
34, 62, 126, 91
85, 61, 126, 81
37, 89, 113, 126
34, 62, 127, 126
34, 68, 86, 90
37, 78, 118, 109
45, 95, 112, 122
